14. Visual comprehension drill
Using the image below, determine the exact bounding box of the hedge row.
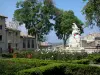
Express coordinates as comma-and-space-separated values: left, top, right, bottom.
17, 63, 66, 75
1, 58, 100, 75
0, 58, 66, 75
2, 53, 13, 58
17, 63, 100, 75
87, 54, 100, 64
69, 54, 100, 64
68, 59, 90, 64
2, 53, 100, 64
3, 50, 88, 60
0, 58, 50, 75
92, 56, 100, 64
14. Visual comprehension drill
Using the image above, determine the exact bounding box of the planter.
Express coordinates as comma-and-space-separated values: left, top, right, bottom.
13, 53, 17, 58
27, 54, 32, 58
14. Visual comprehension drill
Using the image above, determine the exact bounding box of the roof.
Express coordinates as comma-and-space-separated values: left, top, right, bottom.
20, 32, 35, 38
84, 33, 100, 38
6, 27, 20, 32
0, 14, 8, 18
40, 42, 52, 46
6, 27, 35, 38
83, 33, 100, 42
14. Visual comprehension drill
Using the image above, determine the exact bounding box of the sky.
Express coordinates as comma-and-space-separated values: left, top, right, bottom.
0, 0, 99, 43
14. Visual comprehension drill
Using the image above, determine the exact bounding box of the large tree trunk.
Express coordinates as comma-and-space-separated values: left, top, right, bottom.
63, 39, 66, 48
35, 34, 39, 50
63, 34, 69, 48
63, 34, 66, 48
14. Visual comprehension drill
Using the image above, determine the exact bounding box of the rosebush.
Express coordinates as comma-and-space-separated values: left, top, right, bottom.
13, 50, 88, 61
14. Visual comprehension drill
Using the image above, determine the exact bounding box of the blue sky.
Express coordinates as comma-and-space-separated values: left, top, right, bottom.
0, 0, 99, 43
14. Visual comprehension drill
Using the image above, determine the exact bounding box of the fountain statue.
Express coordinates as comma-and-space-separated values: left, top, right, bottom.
66, 23, 84, 52
69, 23, 81, 47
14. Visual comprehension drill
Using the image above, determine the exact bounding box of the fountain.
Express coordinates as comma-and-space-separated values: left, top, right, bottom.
66, 23, 84, 52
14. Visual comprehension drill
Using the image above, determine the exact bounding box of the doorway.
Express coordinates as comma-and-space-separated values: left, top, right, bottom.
8, 43, 13, 53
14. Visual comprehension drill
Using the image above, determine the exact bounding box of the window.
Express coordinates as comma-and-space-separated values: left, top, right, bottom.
16, 32, 18, 36
27, 40, 30, 48
23, 40, 26, 48
16, 43, 18, 49
0, 47, 2, 53
0, 17, 2, 20
0, 35, 2, 41
9, 32, 11, 36
0, 25, 2, 29
0, 17, 4, 20
32, 40, 34, 48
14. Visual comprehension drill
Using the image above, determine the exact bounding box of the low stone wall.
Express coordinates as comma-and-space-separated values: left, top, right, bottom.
65, 47, 100, 54
85, 48, 100, 54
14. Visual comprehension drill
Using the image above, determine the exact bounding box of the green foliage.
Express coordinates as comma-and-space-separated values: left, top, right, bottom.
14, 50, 33, 58
17, 63, 66, 75
14, 0, 55, 42
70, 59, 90, 64
17, 62, 100, 75
14, 50, 88, 61
92, 56, 100, 64
88, 54, 100, 64
65, 63, 100, 75
2, 53, 13, 58
3, 51, 100, 75
55, 10, 83, 47
0, 58, 50, 75
1, 58, 100, 75
86, 53, 100, 64
82, 0, 100, 27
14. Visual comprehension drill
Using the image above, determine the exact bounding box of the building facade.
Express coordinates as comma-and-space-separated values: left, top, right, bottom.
0, 15, 36, 53
81, 33, 100, 48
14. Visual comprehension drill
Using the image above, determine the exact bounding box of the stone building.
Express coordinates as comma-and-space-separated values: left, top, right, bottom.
20, 33, 37, 50
0, 15, 37, 53
81, 33, 100, 48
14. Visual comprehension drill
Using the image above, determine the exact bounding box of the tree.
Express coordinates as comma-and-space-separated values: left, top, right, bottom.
82, 0, 100, 27
14, 0, 55, 49
54, 10, 83, 47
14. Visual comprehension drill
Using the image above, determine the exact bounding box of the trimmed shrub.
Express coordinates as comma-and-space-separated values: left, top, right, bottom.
92, 56, 100, 64
0, 60, 34, 75
13, 50, 88, 61
87, 54, 100, 64
0, 58, 49, 75
70, 59, 90, 64
65, 64, 100, 75
2, 53, 13, 58
14, 51, 33, 58
17, 63, 66, 75
1, 58, 100, 75
17, 63, 100, 75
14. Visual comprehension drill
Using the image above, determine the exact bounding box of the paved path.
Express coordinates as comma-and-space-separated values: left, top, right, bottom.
89, 64, 100, 67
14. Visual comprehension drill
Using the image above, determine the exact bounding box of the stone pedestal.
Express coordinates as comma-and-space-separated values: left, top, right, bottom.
66, 47, 85, 52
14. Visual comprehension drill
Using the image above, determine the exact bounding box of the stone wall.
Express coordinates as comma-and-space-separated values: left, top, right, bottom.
19, 37, 36, 50
6, 29, 20, 51
0, 16, 7, 52
81, 40, 95, 47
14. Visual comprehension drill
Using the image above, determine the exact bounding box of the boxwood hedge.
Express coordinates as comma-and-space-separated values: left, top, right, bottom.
1, 58, 100, 75
17, 63, 100, 75
0, 58, 49, 75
